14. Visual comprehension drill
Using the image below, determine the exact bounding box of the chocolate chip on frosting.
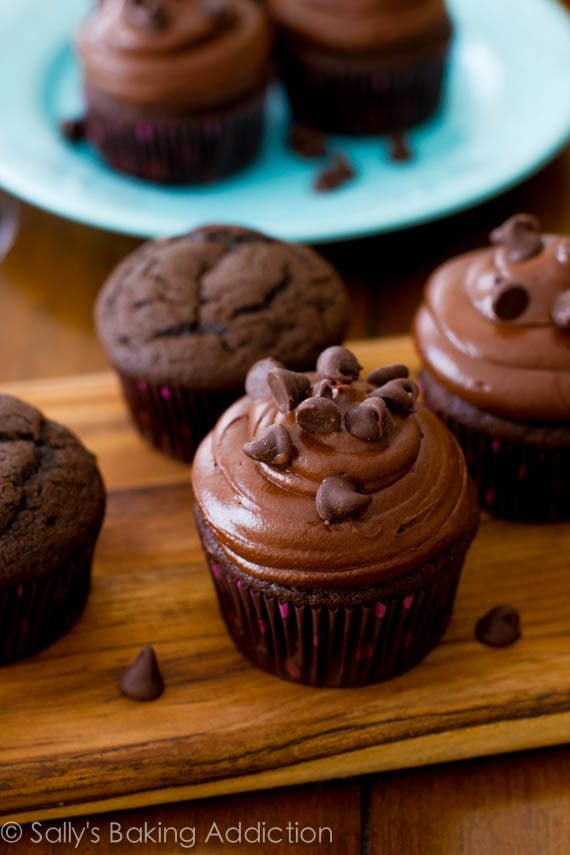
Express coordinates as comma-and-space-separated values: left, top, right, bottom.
316, 346, 361, 383
296, 397, 341, 434
491, 282, 530, 321
203, 0, 236, 29
245, 357, 284, 400
475, 605, 521, 648
369, 378, 419, 414
366, 364, 409, 387
346, 397, 394, 442
125, 0, 169, 30
490, 214, 543, 263
552, 291, 570, 330
312, 379, 334, 399
556, 239, 570, 265
316, 475, 372, 524
267, 368, 311, 412
119, 645, 165, 702
243, 424, 293, 468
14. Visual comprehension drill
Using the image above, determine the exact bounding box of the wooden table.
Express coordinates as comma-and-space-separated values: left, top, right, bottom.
0, 142, 569, 853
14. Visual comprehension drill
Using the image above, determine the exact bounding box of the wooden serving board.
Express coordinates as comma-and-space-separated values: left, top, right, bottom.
2, 337, 570, 824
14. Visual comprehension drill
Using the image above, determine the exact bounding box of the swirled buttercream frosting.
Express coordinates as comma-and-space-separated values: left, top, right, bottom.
414, 214, 570, 422
192, 346, 477, 587
268, 0, 451, 53
77, 0, 272, 110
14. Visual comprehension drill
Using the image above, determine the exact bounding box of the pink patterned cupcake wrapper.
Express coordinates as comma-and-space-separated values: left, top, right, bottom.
0, 543, 94, 665
201, 540, 464, 688
85, 87, 267, 184
278, 43, 449, 135
429, 407, 570, 522
119, 374, 239, 463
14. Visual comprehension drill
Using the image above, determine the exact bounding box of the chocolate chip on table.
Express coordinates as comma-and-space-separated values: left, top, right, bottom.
388, 132, 412, 162
288, 123, 328, 159
314, 153, 355, 192
366, 364, 409, 387
491, 282, 530, 321
475, 605, 521, 648
243, 424, 293, 469
245, 357, 284, 400
316, 346, 361, 383
119, 645, 165, 701
316, 475, 372, 524
346, 397, 394, 442
267, 368, 311, 412
369, 378, 419, 414
552, 291, 570, 330
490, 213, 543, 263
60, 118, 86, 143
296, 397, 341, 434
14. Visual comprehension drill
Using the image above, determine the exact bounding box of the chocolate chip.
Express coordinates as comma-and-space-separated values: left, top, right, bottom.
267, 368, 310, 412
243, 424, 293, 468
245, 357, 284, 400
316, 346, 361, 383
312, 379, 334, 399
126, 0, 169, 31
345, 397, 394, 442
119, 646, 164, 701
492, 282, 529, 321
490, 214, 543, 263
288, 123, 327, 159
475, 605, 521, 648
296, 397, 341, 434
366, 364, 409, 387
60, 117, 86, 143
552, 291, 570, 330
316, 475, 372, 524
203, 0, 236, 29
314, 153, 355, 192
389, 132, 412, 162
369, 378, 419, 414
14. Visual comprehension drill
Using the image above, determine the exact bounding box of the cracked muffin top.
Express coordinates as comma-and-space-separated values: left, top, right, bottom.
95, 225, 350, 389
0, 394, 106, 586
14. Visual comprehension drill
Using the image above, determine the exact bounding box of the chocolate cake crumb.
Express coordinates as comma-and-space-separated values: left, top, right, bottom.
288, 123, 327, 159
389, 132, 412, 162
315, 153, 355, 192
60, 118, 86, 143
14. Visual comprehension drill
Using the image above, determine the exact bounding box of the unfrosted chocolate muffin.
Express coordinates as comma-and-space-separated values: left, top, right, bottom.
75, 0, 272, 183
0, 394, 106, 664
192, 346, 479, 687
95, 225, 350, 461
268, 0, 452, 134
414, 214, 570, 520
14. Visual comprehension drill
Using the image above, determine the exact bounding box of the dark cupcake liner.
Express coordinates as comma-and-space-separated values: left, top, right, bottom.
425, 405, 570, 522
277, 39, 450, 135
0, 542, 96, 665
119, 373, 239, 463
84, 87, 267, 184
195, 510, 467, 687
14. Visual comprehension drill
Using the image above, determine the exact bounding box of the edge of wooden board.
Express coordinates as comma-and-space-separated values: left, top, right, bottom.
3, 712, 570, 824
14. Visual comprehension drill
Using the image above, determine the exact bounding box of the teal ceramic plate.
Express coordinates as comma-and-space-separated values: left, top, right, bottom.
0, 0, 568, 242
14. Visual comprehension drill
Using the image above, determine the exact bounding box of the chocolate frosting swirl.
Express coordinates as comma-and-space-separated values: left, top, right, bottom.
77, 0, 271, 110
192, 350, 476, 588
414, 216, 570, 422
268, 0, 451, 53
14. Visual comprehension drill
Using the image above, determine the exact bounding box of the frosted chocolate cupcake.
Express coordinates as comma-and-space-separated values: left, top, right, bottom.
414, 214, 570, 520
95, 225, 350, 462
267, 0, 452, 134
0, 395, 106, 664
76, 0, 272, 183
192, 346, 479, 687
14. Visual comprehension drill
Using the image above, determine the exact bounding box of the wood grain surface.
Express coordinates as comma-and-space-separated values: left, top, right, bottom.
1, 338, 569, 827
